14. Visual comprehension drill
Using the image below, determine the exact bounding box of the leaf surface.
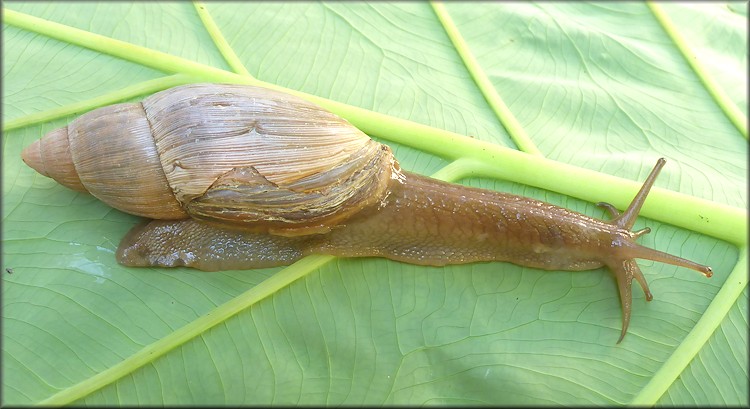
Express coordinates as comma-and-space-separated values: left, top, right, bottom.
2, 2, 747, 405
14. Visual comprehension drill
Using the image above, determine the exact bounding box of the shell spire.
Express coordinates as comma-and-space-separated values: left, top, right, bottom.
22, 127, 86, 192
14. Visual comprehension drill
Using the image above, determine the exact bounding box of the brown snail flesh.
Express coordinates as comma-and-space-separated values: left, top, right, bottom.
21, 83, 712, 342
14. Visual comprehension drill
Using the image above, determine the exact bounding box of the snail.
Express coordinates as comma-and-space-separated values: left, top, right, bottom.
21, 83, 712, 342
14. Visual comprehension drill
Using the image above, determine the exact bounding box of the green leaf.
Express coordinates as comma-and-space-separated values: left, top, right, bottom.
2, 2, 747, 406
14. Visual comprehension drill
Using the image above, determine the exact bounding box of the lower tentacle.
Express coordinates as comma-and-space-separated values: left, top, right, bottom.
596, 202, 621, 219
633, 227, 651, 238
612, 260, 634, 344
609, 258, 653, 343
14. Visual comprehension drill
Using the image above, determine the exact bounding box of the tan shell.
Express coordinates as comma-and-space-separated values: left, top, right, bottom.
21, 83, 395, 234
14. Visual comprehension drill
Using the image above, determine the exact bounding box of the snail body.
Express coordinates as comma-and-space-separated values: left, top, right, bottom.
21, 83, 712, 342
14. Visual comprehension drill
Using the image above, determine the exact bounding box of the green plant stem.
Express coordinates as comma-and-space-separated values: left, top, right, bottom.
630, 246, 748, 406
428, 157, 483, 182
193, 2, 252, 77
648, 2, 748, 139
3, 9, 241, 85
2, 74, 194, 132
36, 255, 334, 406
430, 1, 543, 156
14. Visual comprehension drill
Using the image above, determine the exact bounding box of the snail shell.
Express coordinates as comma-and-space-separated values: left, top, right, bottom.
22, 84, 395, 235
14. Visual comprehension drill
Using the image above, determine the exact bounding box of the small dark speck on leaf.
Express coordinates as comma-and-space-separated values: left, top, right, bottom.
5, 268, 13, 275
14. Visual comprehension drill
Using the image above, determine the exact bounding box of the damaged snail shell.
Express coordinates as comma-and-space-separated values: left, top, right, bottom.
21, 83, 712, 342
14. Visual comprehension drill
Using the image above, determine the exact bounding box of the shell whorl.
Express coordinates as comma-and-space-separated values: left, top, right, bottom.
21, 83, 394, 231
22, 103, 186, 219
22, 126, 86, 192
